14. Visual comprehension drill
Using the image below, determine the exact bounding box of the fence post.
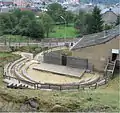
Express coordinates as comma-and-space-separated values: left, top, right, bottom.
8, 76, 10, 80
34, 84, 36, 89
37, 84, 38, 89
94, 83, 97, 89
60, 85, 62, 91
83, 86, 84, 90
49, 84, 50, 89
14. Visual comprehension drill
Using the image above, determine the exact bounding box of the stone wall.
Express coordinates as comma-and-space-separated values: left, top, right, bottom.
43, 51, 61, 65
66, 56, 88, 69
44, 51, 89, 70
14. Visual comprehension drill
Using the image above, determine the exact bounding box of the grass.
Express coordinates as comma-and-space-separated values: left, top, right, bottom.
0, 35, 31, 43
0, 52, 14, 58
49, 25, 78, 38
0, 52, 119, 112
0, 25, 78, 43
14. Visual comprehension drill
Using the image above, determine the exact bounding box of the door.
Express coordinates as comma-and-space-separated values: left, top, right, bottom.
112, 53, 117, 61
62, 54, 67, 66
112, 49, 119, 61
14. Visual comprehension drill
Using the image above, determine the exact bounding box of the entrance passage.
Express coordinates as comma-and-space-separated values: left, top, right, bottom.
62, 54, 67, 66
112, 53, 118, 61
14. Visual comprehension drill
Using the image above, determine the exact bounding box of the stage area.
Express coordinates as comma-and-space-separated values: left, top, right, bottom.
26, 63, 99, 84
33, 63, 85, 78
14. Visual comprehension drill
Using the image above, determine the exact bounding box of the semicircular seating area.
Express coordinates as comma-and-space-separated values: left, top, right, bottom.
3, 51, 106, 90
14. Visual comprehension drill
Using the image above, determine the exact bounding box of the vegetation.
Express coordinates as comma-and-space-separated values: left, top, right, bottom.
74, 6, 104, 35
38, 13, 54, 38
0, 3, 117, 41
0, 35, 30, 43
0, 9, 44, 39
47, 3, 74, 25
49, 25, 77, 38
91, 6, 103, 33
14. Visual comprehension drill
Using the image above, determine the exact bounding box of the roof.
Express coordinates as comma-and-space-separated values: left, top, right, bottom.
102, 10, 118, 17
71, 25, 120, 50
101, 6, 120, 15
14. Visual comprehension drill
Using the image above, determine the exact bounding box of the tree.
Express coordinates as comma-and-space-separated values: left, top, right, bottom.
47, 3, 65, 23
74, 11, 88, 34
64, 11, 74, 26
0, 10, 45, 39
91, 6, 103, 33
85, 13, 94, 34
0, 13, 17, 34
39, 13, 54, 38
104, 24, 112, 30
18, 16, 31, 36
28, 20, 44, 39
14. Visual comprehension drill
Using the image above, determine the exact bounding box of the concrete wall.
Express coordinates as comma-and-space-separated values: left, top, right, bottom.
72, 36, 120, 72
43, 51, 61, 65
66, 56, 88, 69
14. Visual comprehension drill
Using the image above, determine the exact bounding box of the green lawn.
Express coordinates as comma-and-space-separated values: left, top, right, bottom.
0, 52, 13, 57
49, 25, 78, 38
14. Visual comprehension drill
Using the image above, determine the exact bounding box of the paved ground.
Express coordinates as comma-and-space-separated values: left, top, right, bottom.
33, 63, 85, 78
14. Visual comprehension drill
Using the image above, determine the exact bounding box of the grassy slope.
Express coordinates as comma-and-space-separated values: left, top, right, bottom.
0, 75, 119, 112
0, 52, 119, 112
49, 25, 78, 38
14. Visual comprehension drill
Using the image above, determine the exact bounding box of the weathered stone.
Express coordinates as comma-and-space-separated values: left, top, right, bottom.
20, 98, 39, 112
50, 104, 69, 112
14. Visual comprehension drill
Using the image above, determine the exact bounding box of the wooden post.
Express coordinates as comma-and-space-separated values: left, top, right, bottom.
9, 76, 10, 80
83, 86, 84, 90
94, 83, 97, 89
49, 84, 50, 89
37, 84, 38, 89
60, 85, 62, 91
78, 85, 79, 90
34, 84, 36, 89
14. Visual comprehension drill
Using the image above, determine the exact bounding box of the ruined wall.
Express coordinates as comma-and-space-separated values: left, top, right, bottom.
43, 51, 61, 65
66, 56, 88, 69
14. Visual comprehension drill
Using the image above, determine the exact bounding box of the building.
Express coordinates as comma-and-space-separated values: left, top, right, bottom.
13, 0, 32, 7
70, 25, 120, 72
0, 0, 13, 6
101, 6, 120, 25
102, 9, 118, 25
